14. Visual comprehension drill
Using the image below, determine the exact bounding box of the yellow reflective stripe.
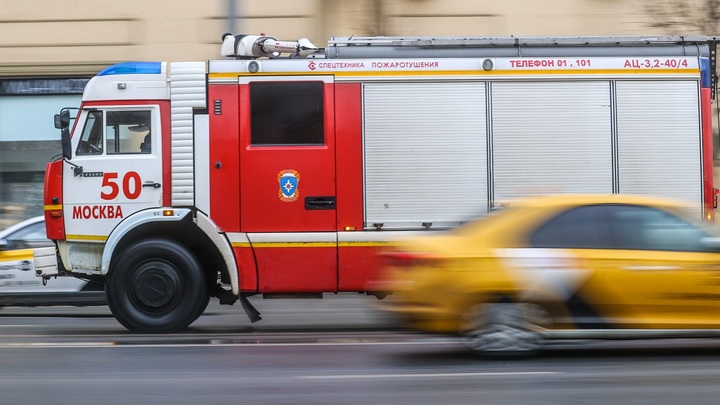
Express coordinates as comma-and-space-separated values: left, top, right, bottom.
253, 242, 336, 248
338, 241, 394, 247
231, 241, 394, 248
0, 249, 34, 262
66, 234, 108, 242
44, 204, 62, 211
209, 68, 698, 79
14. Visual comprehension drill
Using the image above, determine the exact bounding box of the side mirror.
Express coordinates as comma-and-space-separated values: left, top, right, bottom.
0, 239, 20, 251
55, 110, 70, 130
700, 237, 720, 251
55, 109, 73, 160
61, 127, 72, 160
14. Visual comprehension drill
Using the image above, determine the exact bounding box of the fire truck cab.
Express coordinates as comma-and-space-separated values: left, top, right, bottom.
35, 33, 718, 333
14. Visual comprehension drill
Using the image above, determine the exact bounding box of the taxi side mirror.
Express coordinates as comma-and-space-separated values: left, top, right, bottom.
0, 239, 23, 250
700, 237, 720, 252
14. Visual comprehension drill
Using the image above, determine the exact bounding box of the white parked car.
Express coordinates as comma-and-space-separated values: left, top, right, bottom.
0, 216, 105, 307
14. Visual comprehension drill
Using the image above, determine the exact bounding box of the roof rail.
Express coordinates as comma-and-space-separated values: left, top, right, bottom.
328, 35, 714, 48
325, 35, 717, 60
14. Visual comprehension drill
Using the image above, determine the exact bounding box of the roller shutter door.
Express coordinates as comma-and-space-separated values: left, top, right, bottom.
491, 82, 613, 204
616, 81, 701, 207
363, 82, 487, 229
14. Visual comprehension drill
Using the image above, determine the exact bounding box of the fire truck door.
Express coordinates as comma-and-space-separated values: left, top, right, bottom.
239, 77, 337, 292
63, 107, 163, 241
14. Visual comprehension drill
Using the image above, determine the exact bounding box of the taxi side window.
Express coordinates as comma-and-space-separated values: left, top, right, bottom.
5, 222, 51, 249
7, 222, 47, 241
607, 205, 707, 252
530, 205, 613, 249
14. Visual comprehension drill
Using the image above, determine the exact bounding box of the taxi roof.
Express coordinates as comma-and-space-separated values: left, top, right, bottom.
501, 194, 690, 210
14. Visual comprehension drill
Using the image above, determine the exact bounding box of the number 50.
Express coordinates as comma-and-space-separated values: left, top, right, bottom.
101, 171, 142, 200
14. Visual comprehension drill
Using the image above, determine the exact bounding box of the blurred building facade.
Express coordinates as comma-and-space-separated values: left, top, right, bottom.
0, 0, 697, 226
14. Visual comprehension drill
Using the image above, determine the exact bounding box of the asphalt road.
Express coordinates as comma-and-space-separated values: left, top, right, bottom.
2, 294, 720, 404
0, 293, 396, 340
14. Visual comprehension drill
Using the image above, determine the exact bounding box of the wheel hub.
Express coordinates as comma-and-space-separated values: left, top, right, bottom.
461, 302, 549, 354
131, 262, 181, 309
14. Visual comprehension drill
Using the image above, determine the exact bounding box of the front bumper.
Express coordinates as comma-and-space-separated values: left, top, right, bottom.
374, 298, 460, 334
33, 246, 60, 279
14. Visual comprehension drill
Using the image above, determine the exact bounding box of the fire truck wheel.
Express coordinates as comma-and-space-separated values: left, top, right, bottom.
191, 289, 211, 324
107, 239, 207, 333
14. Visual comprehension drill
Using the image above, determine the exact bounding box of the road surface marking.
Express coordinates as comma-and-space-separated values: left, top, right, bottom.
298, 372, 562, 379
0, 339, 457, 348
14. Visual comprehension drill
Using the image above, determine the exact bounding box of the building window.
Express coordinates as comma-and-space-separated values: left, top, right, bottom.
0, 78, 87, 227
0, 78, 88, 95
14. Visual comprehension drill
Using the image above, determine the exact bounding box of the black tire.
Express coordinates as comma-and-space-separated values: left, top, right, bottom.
459, 301, 549, 356
190, 288, 211, 324
106, 239, 207, 333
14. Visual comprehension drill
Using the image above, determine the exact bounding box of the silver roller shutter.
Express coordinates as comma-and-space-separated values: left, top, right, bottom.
492, 81, 613, 204
363, 82, 487, 229
170, 62, 206, 207
616, 81, 701, 207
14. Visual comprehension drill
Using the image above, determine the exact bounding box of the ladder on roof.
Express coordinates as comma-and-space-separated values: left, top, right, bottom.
324, 35, 717, 71
324, 35, 719, 98
327, 35, 716, 48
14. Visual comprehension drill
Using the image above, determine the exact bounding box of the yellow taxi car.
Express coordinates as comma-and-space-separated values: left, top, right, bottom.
0, 216, 105, 307
373, 194, 720, 354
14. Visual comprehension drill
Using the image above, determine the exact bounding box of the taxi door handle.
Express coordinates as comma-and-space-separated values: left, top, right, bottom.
622, 265, 679, 271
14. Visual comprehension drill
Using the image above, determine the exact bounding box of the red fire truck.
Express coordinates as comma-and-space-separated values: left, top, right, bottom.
34, 33, 718, 333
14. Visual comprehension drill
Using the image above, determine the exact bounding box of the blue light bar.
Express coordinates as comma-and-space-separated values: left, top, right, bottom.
98, 62, 162, 76
701, 58, 711, 88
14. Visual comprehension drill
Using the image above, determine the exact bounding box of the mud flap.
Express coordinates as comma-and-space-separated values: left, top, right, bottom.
212, 284, 262, 323
239, 293, 262, 323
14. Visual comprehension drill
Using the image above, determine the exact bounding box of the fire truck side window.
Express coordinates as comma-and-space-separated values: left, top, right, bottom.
105, 110, 152, 154
75, 110, 103, 155
249, 82, 324, 145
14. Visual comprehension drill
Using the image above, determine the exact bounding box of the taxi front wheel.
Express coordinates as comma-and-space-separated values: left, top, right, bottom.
460, 301, 549, 355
